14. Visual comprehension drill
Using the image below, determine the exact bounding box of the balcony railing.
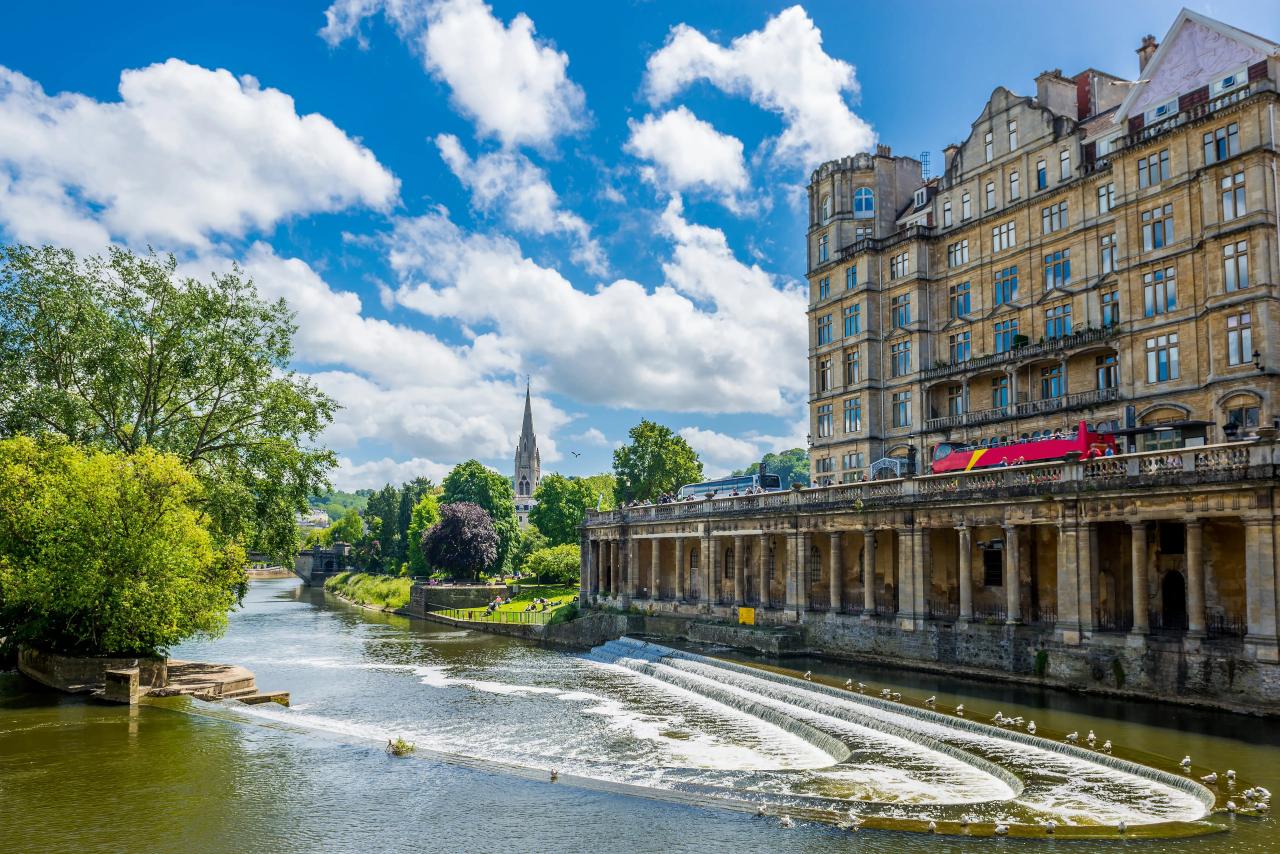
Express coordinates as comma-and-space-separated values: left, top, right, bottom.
584, 439, 1273, 527
925, 386, 1120, 431
1121, 84, 1256, 150
921, 326, 1117, 382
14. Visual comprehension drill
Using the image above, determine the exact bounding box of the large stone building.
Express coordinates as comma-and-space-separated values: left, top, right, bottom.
514, 382, 541, 528
580, 10, 1280, 712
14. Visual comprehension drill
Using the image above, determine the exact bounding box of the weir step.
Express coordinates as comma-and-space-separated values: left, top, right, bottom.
237, 691, 290, 707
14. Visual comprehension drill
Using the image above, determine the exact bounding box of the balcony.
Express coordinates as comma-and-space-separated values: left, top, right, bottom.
925, 386, 1119, 432
1122, 84, 1257, 150
921, 326, 1117, 382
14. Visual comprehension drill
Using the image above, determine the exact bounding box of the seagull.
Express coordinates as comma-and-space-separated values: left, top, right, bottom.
779, 815, 795, 829
1065, 731, 1079, 743
1256, 786, 1272, 801
1027, 720, 1037, 735
1117, 820, 1127, 834
845, 812, 864, 828
803, 670, 812, 681
570, 451, 581, 458
925, 695, 936, 707
756, 805, 767, 817
993, 711, 1006, 724
1102, 739, 1113, 754
927, 820, 937, 833
1042, 820, 1056, 834
955, 704, 965, 715
1226, 769, 1236, 782
994, 823, 1009, 835
857, 682, 866, 693
1203, 772, 1219, 784
845, 678, 853, 689
958, 815, 970, 828
1180, 755, 1192, 770
1087, 730, 1096, 747
550, 769, 559, 782
1227, 800, 1238, 812
881, 688, 892, 698
891, 691, 902, 702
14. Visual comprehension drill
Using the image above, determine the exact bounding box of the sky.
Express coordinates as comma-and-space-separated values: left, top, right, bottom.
0, 0, 1276, 490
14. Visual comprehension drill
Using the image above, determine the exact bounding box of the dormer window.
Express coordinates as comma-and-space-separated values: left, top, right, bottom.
1211, 67, 1247, 96
1145, 99, 1177, 123
913, 188, 927, 208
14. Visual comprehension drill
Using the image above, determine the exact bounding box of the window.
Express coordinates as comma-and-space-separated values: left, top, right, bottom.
1045, 303, 1072, 339
1009, 170, 1020, 200
983, 547, 1004, 586
994, 266, 1018, 304
841, 451, 865, 469
890, 251, 909, 279
992, 221, 1016, 252
1059, 149, 1071, 180
814, 456, 835, 474
1221, 171, 1245, 221
723, 546, 733, 579
1141, 204, 1173, 251
892, 391, 912, 428
947, 385, 965, 416
821, 194, 831, 221
994, 319, 1019, 353
1040, 364, 1062, 399
914, 187, 928, 208
816, 313, 833, 345
891, 293, 911, 328
961, 192, 972, 220
1043, 248, 1071, 291
1008, 120, 1018, 150
949, 281, 971, 318
690, 547, 699, 573
843, 304, 861, 337
942, 199, 953, 227
818, 358, 833, 391
817, 276, 830, 300
1142, 267, 1177, 316
1097, 182, 1115, 214
1146, 99, 1177, 122
984, 131, 993, 162
1203, 123, 1239, 165
1227, 312, 1253, 367
846, 265, 857, 289
1137, 149, 1170, 188
1224, 240, 1249, 292
1036, 159, 1047, 190
854, 187, 875, 218
1226, 401, 1260, 429
991, 375, 1009, 408
985, 181, 995, 210
1096, 353, 1117, 389
843, 397, 862, 433
855, 225, 873, 241
1211, 68, 1247, 96
1099, 233, 1116, 275
1041, 200, 1067, 234
1101, 289, 1119, 326
816, 404, 833, 437
817, 232, 829, 263
844, 349, 861, 384
891, 339, 911, 376
1145, 333, 1180, 383
949, 331, 971, 364
947, 239, 969, 267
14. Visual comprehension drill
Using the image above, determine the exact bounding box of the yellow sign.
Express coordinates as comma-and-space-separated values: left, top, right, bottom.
738, 607, 756, 625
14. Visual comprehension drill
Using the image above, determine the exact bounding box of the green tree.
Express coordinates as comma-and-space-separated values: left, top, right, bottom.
525, 544, 581, 585
612, 420, 703, 504
529, 474, 596, 545
509, 526, 549, 577
329, 508, 365, 545
406, 493, 441, 576
0, 245, 336, 564
0, 436, 246, 656
579, 474, 617, 511
395, 477, 434, 565
734, 448, 810, 488
421, 502, 498, 581
441, 460, 519, 572
365, 484, 400, 558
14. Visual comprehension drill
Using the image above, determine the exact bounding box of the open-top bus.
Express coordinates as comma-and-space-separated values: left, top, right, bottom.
930, 420, 1117, 473
676, 472, 783, 500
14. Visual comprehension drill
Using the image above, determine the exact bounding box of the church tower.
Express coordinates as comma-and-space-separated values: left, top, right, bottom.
513, 382, 541, 528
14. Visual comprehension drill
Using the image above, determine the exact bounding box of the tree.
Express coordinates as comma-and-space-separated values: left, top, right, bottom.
395, 477, 434, 565
406, 493, 441, 576
329, 508, 365, 545
0, 436, 246, 656
441, 460, 519, 571
365, 484, 400, 559
509, 526, 549, 577
529, 474, 597, 545
0, 245, 336, 564
734, 448, 811, 488
421, 502, 498, 581
612, 420, 703, 504
579, 474, 617, 511
525, 544, 581, 585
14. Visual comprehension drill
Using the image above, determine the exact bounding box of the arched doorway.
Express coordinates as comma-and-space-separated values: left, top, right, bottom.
1161, 570, 1187, 631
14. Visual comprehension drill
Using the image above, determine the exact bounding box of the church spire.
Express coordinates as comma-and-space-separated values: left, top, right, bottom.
521, 379, 535, 439
513, 379, 540, 527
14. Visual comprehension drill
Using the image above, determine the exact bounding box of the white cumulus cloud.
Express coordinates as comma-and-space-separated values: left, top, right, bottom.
332, 455, 453, 491
643, 6, 875, 168
625, 106, 751, 210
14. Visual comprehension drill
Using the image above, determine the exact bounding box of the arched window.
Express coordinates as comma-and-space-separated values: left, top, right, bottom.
518, 477, 530, 496
854, 188, 874, 219
809, 546, 822, 585
820, 194, 831, 221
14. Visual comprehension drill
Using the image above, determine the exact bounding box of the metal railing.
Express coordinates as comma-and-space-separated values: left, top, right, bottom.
921, 327, 1117, 382
435, 606, 557, 625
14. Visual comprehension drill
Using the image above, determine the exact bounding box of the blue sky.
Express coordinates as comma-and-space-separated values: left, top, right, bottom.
1, 0, 1275, 489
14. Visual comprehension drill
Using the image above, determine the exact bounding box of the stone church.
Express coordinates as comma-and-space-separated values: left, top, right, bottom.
513, 383, 541, 528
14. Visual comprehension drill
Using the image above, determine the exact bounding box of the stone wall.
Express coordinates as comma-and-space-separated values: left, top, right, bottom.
407, 584, 508, 615
18, 646, 167, 694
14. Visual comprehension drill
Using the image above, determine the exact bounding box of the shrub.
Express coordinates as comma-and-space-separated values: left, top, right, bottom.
324, 572, 412, 610
524, 544, 581, 584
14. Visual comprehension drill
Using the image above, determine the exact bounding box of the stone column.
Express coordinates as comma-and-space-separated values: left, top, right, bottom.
863, 531, 877, 616
799, 531, 812, 612
899, 526, 925, 629
580, 536, 590, 605
650, 538, 661, 600
733, 534, 745, 607
1186, 520, 1206, 637
1004, 524, 1022, 624
674, 538, 686, 601
1055, 520, 1082, 644
621, 538, 635, 608
1244, 519, 1278, 657
608, 540, 618, 598
1130, 520, 1148, 634
757, 534, 770, 607
957, 526, 973, 622
785, 531, 805, 614
1078, 522, 1097, 633
700, 529, 713, 606
829, 532, 844, 612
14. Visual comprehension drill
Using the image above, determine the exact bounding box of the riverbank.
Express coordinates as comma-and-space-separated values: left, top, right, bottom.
324, 571, 413, 611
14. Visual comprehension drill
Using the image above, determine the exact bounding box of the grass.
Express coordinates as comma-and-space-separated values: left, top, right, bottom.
324, 571, 413, 610
438, 584, 580, 625
386, 736, 415, 757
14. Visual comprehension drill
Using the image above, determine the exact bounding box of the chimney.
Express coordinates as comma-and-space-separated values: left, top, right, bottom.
942, 144, 960, 171
1137, 35, 1158, 72
875, 143, 892, 157
1035, 69, 1076, 117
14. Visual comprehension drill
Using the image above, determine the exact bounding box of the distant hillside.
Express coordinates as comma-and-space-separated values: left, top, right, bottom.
308, 489, 372, 522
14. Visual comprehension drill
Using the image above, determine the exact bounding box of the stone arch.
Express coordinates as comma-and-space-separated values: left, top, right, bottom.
1136, 402, 1190, 424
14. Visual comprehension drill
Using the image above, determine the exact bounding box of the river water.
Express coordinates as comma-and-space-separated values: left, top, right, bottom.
1, 578, 1276, 852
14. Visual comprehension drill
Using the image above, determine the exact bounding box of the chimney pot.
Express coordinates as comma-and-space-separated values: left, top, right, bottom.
1137, 35, 1159, 72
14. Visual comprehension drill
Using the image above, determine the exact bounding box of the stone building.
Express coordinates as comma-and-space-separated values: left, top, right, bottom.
580, 10, 1280, 711
514, 382, 541, 528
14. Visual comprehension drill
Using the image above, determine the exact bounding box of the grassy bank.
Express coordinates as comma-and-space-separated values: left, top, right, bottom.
323, 572, 413, 611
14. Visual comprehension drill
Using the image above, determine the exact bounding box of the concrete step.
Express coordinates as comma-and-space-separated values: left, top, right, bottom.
237, 691, 291, 707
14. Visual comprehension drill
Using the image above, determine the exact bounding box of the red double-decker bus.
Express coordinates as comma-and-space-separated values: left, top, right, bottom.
930, 420, 1117, 473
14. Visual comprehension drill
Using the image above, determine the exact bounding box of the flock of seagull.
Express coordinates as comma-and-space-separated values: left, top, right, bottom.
765, 668, 1273, 834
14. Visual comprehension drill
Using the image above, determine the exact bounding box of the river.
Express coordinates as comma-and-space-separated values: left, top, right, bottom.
1, 577, 1276, 852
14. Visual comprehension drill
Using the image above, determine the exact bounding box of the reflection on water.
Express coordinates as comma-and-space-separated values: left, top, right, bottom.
0, 577, 1276, 853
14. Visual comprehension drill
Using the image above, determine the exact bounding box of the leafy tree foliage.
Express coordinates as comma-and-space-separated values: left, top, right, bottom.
529, 474, 596, 545
509, 526, 549, 577
365, 484, 400, 557
734, 448, 810, 488
406, 493, 441, 576
0, 436, 246, 656
421, 501, 498, 581
394, 477, 435, 565
579, 474, 617, 511
441, 460, 518, 571
524, 544, 581, 585
0, 245, 336, 563
308, 489, 371, 521
612, 420, 703, 504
